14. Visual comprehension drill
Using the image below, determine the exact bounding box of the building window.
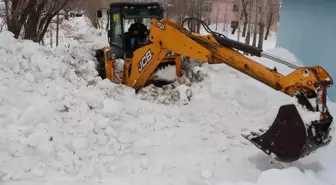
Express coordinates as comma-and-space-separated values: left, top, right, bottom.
233, 4, 239, 12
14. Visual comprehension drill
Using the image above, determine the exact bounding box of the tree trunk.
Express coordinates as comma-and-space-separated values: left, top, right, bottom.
245, 0, 253, 47
222, 6, 227, 32
6, 0, 38, 39
264, 7, 273, 40
24, 0, 46, 40
64, 10, 69, 20
16, 0, 38, 38
242, 12, 248, 37
56, 13, 59, 47
215, 6, 219, 31
265, 23, 271, 40
50, 30, 53, 48
258, 0, 266, 49
36, 16, 54, 43
5, 0, 69, 42
4, 0, 10, 28
237, 0, 242, 41
241, 0, 248, 37
252, 0, 258, 47
258, 22, 265, 49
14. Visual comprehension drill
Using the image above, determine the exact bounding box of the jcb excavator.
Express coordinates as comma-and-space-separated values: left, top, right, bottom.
95, 2, 334, 163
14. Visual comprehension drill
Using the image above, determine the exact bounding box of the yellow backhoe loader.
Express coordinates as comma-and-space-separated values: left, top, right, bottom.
95, 2, 334, 163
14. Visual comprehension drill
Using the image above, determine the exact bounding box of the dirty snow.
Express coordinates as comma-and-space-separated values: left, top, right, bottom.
0, 17, 336, 185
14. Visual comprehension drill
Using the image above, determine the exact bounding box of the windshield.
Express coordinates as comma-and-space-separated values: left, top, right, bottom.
123, 18, 151, 32
122, 6, 163, 18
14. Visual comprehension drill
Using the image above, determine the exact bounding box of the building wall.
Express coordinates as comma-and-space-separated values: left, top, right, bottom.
210, 0, 280, 32
210, 0, 238, 24
276, 0, 336, 101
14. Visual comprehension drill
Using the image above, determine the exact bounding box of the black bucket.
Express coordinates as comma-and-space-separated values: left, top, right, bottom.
243, 104, 333, 163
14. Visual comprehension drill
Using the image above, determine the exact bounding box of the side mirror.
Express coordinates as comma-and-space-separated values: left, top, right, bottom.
97, 10, 102, 18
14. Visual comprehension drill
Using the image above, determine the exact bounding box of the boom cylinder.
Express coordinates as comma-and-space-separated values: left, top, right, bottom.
213, 35, 301, 69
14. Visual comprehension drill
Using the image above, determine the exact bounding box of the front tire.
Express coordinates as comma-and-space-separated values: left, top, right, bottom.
95, 49, 106, 79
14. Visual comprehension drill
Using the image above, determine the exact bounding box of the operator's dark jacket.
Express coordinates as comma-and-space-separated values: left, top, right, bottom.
128, 22, 148, 38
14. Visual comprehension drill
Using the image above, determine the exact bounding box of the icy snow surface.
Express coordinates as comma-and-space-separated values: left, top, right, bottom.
1, 17, 336, 185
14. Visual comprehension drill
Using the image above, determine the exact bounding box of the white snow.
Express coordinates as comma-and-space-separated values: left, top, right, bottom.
154, 65, 178, 82
0, 17, 336, 185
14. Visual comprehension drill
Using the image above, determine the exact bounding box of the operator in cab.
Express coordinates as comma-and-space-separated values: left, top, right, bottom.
128, 18, 149, 51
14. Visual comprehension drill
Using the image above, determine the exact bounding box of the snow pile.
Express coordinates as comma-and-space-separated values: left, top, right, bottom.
137, 59, 207, 105
0, 30, 110, 180
137, 82, 192, 105
154, 65, 178, 82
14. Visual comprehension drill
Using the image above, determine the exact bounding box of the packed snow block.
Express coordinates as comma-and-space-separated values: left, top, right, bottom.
154, 65, 178, 82
100, 99, 125, 117
21, 125, 54, 157
136, 62, 207, 105
176, 84, 192, 105
0, 31, 16, 51
137, 83, 192, 105
97, 79, 135, 99
256, 167, 322, 185
78, 88, 104, 109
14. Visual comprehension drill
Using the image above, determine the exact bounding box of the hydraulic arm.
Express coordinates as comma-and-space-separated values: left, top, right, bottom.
126, 18, 334, 162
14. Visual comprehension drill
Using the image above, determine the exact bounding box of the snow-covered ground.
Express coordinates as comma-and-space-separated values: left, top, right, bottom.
1, 17, 336, 185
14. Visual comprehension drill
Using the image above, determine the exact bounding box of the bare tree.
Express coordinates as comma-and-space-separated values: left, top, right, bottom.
0, 19, 5, 32
231, 0, 241, 35
63, 0, 84, 20
174, 0, 188, 24
83, 0, 104, 29
240, 0, 248, 37
252, 0, 258, 47
170, 0, 210, 33
3, 0, 70, 42
264, 0, 280, 40
215, 5, 220, 31
222, 4, 228, 32
0, 1, 6, 31
258, 0, 266, 49
245, 0, 253, 47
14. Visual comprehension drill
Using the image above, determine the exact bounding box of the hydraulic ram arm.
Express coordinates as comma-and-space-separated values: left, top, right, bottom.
151, 18, 333, 100
149, 18, 334, 162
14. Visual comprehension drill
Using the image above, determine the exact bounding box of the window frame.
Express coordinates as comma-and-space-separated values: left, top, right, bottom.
233, 4, 239, 12
109, 7, 125, 49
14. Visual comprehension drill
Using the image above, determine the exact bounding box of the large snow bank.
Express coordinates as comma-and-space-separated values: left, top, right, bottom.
1, 17, 336, 185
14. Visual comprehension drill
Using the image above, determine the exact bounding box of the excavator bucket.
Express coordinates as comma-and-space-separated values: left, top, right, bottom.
242, 103, 333, 163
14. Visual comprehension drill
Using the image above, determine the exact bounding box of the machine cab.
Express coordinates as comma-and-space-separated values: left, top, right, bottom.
97, 2, 164, 58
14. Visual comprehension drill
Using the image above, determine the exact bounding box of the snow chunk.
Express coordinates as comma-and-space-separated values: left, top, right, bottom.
176, 84, 192, 105
0, 31, 16, 51
201, 169, 213, 178
100, 99, 125, 116
71, 137, 88, 150
289, 97, 321, 125
256, 167, 322, 185
154, 65, 178, 82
